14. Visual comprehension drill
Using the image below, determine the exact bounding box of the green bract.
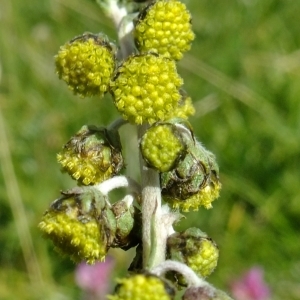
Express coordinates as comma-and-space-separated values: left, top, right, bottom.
110, 53, 183, 124
161, 140, 221, 211
110, 199, 141, 250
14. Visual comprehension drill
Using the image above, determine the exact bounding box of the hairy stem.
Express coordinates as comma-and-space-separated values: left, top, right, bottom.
94, 175, 141, 195
102, 0, 166, 270
138, 125, 165, 269
151, 260, 207, 288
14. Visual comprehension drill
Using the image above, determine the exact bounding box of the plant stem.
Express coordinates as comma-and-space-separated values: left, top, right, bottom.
103, 0, 166, 270
107, 117, 128, 131
94, 175, 141, 195
151, 260, 207, 288
138, 125, 165, 269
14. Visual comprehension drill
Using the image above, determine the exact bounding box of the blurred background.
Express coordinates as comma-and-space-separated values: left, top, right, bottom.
0, 0, 300, 299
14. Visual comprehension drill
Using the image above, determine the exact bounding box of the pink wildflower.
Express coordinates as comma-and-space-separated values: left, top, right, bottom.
230, 267, 270, 300
75, 257, 115, 299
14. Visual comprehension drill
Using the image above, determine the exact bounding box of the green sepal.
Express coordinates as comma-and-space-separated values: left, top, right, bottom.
110, 199, 141, 250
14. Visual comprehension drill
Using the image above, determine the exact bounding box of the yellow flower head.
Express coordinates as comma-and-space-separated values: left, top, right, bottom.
135, 0, 195, 60
140, 122, 186, 172
38, 192, 108, 264
168, 181, 222, 212
187, 237, 219, 278
108, 274, 175, 300
110, 53, 183, 124
55, 33, 116, 97
167, 228, 219, 283
57, 125, 124, 185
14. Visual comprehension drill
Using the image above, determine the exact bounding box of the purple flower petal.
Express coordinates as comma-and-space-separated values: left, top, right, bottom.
230, 267, 270, 300
75, 257, 115, 295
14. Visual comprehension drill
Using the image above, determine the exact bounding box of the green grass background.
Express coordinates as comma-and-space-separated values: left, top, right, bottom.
0, 0, 300, 299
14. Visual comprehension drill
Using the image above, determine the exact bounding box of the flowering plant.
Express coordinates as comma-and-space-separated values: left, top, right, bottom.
38, 0, 233, 299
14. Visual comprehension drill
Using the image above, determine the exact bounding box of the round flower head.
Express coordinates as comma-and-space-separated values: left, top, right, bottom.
110, 53, 183, 124
57, 125, 124, 185
108, 274, 175, 300
55, 33, 116, 97
161, 141, 221, 211
140, 121, 186, 172
38, 188, 109, 263
135, 0, 195, 60
167, 228, 219, 284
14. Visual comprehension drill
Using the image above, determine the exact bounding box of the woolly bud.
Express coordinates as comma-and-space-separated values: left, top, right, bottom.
140, 121, 186, 172
161, 140, 221, 211
110, 197, 141, 250
57, 125, 124, 185
108, 273, 175, 300
38, 188, 110, 263
110, 53, 183, 124
55, 33, 116, 97
182, 286, 234, 300
39, 187, 141, 263
135, 0, 195, 60
167, 228, 219, 283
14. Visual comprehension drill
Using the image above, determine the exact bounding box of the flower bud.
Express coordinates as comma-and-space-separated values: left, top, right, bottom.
110, 197, 141, 250
57, 125, 124, 185
182, 286, 233, 300
108, 273, 175, 300
140, 121, 186, 172
38, 188, 110, 264
135, 0, 195, 61
55, 33, 116, 97
161, 141, 221, 211
110, 53, 183, 124
167, 228, 219, 282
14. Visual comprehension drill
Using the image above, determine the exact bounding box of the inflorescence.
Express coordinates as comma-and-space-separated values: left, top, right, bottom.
39, 0, 233, 299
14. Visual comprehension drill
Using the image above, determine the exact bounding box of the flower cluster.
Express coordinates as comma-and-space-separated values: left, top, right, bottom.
38, 0, 232, 300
